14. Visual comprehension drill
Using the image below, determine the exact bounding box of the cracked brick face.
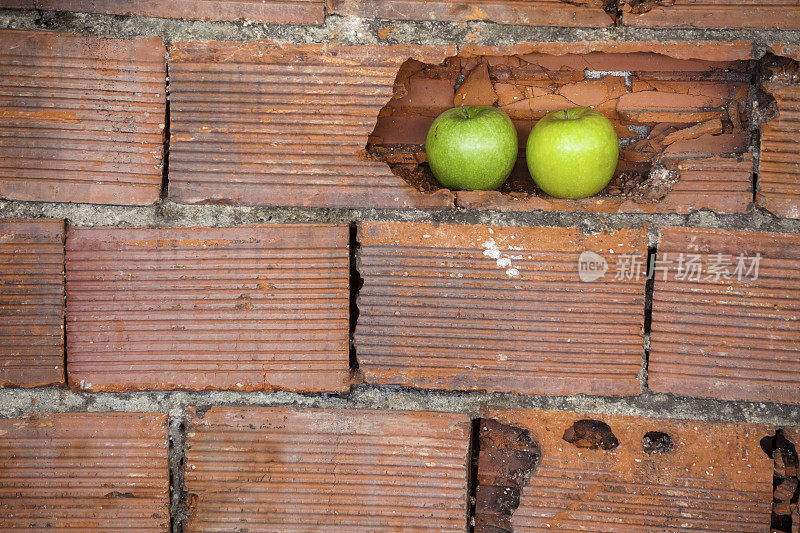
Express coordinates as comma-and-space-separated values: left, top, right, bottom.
167, 41, 455, 209
368, 45, 753, 214
184, 407, 470, 531
356, 221, 647, 396
0, 31, 166, 205
649, 227, 800, 404
480, 409, 774, 531
620, 0, 800, 30
0, 219, 64, 387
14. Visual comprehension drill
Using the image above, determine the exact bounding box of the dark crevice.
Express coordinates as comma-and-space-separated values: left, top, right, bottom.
563, 419, 619, 450
348, 222, 363, 374
169, 417, 190, 533
760, 429, 799, 532
641, 242, 657, 389
642, 430, 673, 455
160, 60, 171, 201
467, 418, 481, 533
61, 220, 68, 388
473, 418, 541, 533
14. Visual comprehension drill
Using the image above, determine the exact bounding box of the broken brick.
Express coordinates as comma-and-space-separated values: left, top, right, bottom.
34, 0, 324, 24
185, 407, 470, 530
65, 224, 350, 392
356, 222, 646, 396
0, 219, 64, 387
325, 0, 615, 27
167, 41, 455, 209
758, 77, 800, 219
457, 154, 752, 214
0, 412, 169, 530
649, 227, 800, 404
662, 118, 723, 145
454, 62, 498, 107
620, 0, 800, 30
480, 409, 774, 531
0, 30, 165, 205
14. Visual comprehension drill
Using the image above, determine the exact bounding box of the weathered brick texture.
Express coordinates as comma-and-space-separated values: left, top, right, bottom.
326, 0, 615, 27
479, 409, 774, 531
649, 227, 800, 404
66, 224, 350, 392
168, 41, 454, 209
32, 0, 324, 24
356, 222, 647, 395
0, 412, 169, 530
185, 407, 470, 531
0, 31, 166, 205
620, 0, 800, 30
0, 219, 64, 387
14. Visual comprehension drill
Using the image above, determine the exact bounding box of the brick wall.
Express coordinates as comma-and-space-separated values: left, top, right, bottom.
0, 2, 799, 531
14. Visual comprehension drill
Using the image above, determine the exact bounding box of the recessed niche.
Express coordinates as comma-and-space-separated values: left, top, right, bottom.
367, 51, 753, 210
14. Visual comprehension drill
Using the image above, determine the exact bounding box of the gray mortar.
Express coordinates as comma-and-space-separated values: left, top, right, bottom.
2, 199, 800, 233
2, 9, 800, 47
1, 386, 800, 425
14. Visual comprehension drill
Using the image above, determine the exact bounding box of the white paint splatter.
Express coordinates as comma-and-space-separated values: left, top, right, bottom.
482, 238, 521, 278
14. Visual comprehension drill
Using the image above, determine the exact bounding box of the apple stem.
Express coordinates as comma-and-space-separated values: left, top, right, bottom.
563, 109, 568, 119
462, 108, 470, 119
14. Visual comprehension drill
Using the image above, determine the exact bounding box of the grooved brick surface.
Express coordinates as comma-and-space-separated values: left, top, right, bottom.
758, 78, 800, 219
168, 41, 455, 209
326, 0, 614, 27
621, 0, 800, 30
33, 0, 324, 24
66, 224, 350, 392
185, 407, 470, 531
0, 412, 169, 531
482, 409, 774, 532
0, 219, 64, 387
356, 222, 647, 395
649, 227, 800, 404
0, 30, 166, 205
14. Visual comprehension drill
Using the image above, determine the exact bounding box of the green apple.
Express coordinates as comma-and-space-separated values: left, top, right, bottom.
425, 106, 518, 191
526, 107, 619, 199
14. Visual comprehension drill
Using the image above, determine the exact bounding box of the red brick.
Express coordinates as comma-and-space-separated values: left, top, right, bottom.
457, 154, 753, 214
621, 0, 800, 30
34, 0, 324, 24
0, 30, 165, 205
185, 407, 470, 531
649, 227, 800, 404
0, 219, 64, 387
326, 0, 614, 27
167, 41, 455, 209
0, 412, 169, 530
356, 222, 647, 396
758, 79, 800, 219
65, 224, 349, 392
479, 409, 774, 531
459, 41, 754, 62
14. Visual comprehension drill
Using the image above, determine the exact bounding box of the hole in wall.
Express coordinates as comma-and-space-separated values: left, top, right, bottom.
760, 430, 799, 533
473, 418, 541, 533
563, 419, 619, 450
642, 430, 673, 455
367, 51, 752, 202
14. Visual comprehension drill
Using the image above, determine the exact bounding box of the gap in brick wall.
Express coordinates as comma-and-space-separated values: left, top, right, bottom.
160, 61, 172, 201
168, 416, 190, 533
760, 429, 800, 532
640, 241, 657, 389
466, 418, 480, 533
366, 51, 755, 203
348, 222, 363, 375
